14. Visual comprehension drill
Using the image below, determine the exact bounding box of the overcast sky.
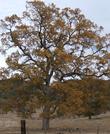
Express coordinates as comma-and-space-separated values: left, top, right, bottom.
0, 0, 110, 32
0, 0, 110, 67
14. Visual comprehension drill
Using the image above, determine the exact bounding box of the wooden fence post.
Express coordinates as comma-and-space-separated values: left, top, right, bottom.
21, 119, 26, 134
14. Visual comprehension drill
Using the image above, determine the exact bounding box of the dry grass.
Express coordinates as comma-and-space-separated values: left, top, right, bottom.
0, 112, 110, 134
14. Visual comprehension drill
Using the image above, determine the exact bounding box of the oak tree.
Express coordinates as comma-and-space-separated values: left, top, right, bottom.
0, 1, 110, 130
79, 79, 109, 119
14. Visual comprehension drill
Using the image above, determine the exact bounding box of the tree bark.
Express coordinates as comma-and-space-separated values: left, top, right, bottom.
42, 117, 50, 130
42, 106, 50, 130
21, 119, 26, 134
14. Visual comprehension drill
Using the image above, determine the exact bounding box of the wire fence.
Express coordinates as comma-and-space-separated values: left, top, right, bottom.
0, 127, 110, 134
0, 113, 110, 134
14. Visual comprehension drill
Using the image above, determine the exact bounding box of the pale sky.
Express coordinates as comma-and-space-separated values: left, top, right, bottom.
0, 0, 110, 67
0, 0, 110, 32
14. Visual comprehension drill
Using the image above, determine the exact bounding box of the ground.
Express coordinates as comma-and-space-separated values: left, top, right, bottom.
0, 112, 110, 134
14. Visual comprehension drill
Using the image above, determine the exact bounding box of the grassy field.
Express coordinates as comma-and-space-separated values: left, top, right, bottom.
0, 112, 110, 134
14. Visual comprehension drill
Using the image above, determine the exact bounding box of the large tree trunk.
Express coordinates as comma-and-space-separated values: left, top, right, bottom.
21, 119, 26, 134
42, 106, 50, 130
42, 117, 50, 130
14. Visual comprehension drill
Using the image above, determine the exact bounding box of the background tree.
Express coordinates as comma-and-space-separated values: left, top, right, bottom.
0, 76, 39, 134
62, 79, 110, 119
80, 78, 109, 119
0, 1, 109, 130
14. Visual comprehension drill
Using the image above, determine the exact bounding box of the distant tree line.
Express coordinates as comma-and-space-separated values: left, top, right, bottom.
0, 78, 110, 119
